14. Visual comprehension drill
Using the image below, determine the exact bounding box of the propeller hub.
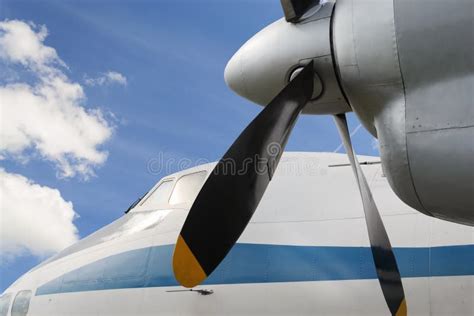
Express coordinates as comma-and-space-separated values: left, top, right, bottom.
224, 1, 350, 115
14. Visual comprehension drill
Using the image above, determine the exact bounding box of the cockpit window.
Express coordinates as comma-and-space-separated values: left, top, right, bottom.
0, 293, 12, 316
169, 171, 207, 205
140, 180, 173, 209
11, 290, 32, 316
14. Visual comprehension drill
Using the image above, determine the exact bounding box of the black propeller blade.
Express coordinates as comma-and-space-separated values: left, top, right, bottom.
173, 62, 314, 288
280, 0, 320, 23
334, 114, 407, 316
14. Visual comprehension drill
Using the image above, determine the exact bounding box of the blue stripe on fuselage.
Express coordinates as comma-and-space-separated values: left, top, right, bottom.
36, 244, 474, 296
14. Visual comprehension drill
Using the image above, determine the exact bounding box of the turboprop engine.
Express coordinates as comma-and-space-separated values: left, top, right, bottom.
173, 1, 472, 314
224, 0, 474, 226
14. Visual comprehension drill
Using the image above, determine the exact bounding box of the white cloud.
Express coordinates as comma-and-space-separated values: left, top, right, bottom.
0, 19, 113, 178
0, 169, 79, 260
0, 20, 66, 73
85, 71, 127, 87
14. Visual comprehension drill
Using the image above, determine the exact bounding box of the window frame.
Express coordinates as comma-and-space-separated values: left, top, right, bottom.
168, 171, 208, 206
11, 290, 32, 316
138, 178, 174, 210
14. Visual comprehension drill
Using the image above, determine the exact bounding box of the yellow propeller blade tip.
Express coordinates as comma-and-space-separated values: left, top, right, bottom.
395, 298, 407, 316
173, 235, 207, 288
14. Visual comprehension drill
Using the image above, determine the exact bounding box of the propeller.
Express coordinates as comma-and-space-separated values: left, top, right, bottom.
334, 114, 407, 316
173, 2, 407, 314
173, 61, 314, 288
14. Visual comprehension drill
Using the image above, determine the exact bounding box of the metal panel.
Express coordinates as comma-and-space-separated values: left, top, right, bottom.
332, 0, 404, 128
394, 0, 474, 133
407, 127, 474, 224
394, 0, 474, 224
332, 0, 426, 213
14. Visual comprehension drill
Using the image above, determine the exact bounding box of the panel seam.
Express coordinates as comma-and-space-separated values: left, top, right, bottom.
391, 0, 431, 217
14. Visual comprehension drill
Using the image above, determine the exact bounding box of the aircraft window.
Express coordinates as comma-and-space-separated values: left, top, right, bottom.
140, 180, 173, 209
0, 293, 12, 316
11, 290, 32, 316
169, 171, 207, 205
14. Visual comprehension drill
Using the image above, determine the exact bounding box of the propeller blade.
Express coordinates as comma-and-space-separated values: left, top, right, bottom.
280, 0, 320, 23
334, 114, 407, 316
173, 62, 314, 288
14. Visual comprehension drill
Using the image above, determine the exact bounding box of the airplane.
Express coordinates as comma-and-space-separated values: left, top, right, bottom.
1, 0, 472, 315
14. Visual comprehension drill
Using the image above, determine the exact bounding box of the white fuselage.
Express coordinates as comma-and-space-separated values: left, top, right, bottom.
2, 153, 473, 315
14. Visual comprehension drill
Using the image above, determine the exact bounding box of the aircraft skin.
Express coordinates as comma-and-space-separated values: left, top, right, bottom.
1, 153, 473, 316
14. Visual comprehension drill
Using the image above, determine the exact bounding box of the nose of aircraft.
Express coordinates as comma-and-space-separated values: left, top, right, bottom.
224, 15, 330, 107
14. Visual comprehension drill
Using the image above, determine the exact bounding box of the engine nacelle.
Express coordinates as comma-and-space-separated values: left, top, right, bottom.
333, 0, 474, 225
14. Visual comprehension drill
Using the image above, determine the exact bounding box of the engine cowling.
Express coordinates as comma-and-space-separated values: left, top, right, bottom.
332, 0, 474, 225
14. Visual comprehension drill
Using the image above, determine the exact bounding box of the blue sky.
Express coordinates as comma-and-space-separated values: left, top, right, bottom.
0, 0, 377, 292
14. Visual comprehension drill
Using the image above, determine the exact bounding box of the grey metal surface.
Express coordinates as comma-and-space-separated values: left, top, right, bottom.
332, 0, 427, 214
224, 1, 350, 115
394, 0, 474, 224
333, 0, 473, 225
332, 0, 402, 135
407, 127, 474, 225
395, 0, 474, 133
